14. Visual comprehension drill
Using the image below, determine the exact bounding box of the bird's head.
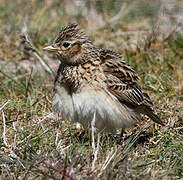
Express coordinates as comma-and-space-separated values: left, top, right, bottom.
43, 23, 93, 65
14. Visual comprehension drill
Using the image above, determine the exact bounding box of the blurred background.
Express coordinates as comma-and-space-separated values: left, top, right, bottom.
0, 0, 183, 67
0, 0, 183, 179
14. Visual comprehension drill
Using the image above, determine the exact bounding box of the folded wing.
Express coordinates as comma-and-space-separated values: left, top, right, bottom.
100, 49, 163, 125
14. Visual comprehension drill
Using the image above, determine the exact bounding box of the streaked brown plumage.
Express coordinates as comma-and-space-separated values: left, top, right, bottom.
43, 23, 163, 132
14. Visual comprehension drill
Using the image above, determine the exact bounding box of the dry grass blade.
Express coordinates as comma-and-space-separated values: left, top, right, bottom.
0, 99, 12, 112
91, 112, 101, 172
101, 148, 117, 170
109, 3, 127, 23
2, 111, 8, 147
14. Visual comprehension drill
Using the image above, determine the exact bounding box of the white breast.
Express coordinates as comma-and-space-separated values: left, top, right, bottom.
52, 85, 76, 122
53, 86, 140, 132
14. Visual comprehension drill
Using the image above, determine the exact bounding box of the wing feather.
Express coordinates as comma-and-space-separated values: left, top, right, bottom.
100, 49, 163, 125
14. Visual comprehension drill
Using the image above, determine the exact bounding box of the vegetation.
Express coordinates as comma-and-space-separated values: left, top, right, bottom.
0, 0, 183, 179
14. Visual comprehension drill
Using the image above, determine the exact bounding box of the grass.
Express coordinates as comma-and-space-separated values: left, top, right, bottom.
0, 0, 183, 179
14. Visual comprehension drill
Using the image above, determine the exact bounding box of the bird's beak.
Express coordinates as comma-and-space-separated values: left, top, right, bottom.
43, 45, 58, 52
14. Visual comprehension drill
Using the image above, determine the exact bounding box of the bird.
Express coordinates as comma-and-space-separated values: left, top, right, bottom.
43, 23, 163, 133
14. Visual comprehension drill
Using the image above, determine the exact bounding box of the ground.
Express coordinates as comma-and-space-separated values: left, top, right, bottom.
0, 0, 183, 179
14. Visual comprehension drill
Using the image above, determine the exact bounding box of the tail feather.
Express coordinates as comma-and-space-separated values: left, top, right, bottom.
138, 106, 164, 126
145, 110, 164, 125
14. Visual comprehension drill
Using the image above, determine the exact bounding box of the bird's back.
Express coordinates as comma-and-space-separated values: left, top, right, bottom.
99, 48, 163, 125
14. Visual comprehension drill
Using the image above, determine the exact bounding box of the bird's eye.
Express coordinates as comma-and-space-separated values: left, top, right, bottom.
63, 42, 70, 48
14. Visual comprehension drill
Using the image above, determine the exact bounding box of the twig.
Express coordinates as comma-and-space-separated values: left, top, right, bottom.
33, 52, 53, 74
22, 21, 54, 75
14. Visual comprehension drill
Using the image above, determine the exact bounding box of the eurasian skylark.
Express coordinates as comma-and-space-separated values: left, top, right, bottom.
43, 23, 163, 132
